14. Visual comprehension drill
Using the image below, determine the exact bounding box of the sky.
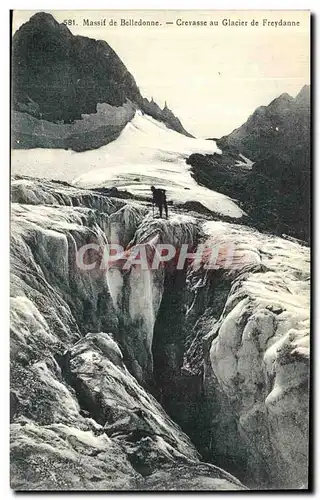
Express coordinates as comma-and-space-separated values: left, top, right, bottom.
12, 10, 310, 138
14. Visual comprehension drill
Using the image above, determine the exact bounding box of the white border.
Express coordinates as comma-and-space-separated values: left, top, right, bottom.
2, 1, 318, 498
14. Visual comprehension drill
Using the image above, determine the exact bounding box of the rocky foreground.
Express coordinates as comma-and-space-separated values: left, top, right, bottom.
10, 176, 309, 490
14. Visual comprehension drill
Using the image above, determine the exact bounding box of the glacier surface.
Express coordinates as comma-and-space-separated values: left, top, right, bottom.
10, 176, 309, 490
12, 112, 244, 218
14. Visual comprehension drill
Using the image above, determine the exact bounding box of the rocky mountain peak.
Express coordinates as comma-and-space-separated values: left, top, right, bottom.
12, 12, 192, 140
268, 92, 294, 110
26, 11, 59, 26
295, 84, 310, 109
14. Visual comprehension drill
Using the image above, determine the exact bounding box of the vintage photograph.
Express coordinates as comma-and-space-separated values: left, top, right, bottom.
10, 10, 310, 491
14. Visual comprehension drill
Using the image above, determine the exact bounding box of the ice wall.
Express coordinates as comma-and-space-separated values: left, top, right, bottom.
10, 178, 309, 490
184, 221, 310, 488
11, 179, 246, 490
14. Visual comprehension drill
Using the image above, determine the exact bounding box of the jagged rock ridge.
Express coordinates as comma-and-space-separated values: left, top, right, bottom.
217, 85, 310, 161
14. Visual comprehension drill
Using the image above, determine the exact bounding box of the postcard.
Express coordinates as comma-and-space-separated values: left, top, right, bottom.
10, 10, 310, 491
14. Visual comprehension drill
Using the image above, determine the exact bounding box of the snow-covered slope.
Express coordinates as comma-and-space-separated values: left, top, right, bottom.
11, 112, 244, 219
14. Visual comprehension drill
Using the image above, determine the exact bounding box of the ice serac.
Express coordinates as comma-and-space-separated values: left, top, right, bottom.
10, 177, 309, 490
182, 221, 310, 489
110, 213, 200, 383
11, 177, 246, 491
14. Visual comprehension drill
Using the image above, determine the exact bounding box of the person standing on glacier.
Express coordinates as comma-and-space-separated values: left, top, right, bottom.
151, 186, 168, 218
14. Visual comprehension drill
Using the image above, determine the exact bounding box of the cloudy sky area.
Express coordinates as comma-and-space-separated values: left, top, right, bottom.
12, 10, 310, 137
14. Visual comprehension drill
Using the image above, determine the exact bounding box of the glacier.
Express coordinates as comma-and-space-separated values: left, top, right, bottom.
10, 172, 309, 490
12, 112, 243, 218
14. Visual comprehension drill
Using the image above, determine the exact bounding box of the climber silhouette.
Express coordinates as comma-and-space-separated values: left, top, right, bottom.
151, 186, 168, 218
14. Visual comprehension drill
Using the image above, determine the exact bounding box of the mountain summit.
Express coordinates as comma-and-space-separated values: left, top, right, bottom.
187, 86, 311, 242
12, 12, 191, 150
217, 85, 310, 162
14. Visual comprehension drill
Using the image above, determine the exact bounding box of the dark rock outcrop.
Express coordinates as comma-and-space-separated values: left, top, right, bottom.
217, 85, 310, 162
12, 13, 139, 122
140, 97, 192, 137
